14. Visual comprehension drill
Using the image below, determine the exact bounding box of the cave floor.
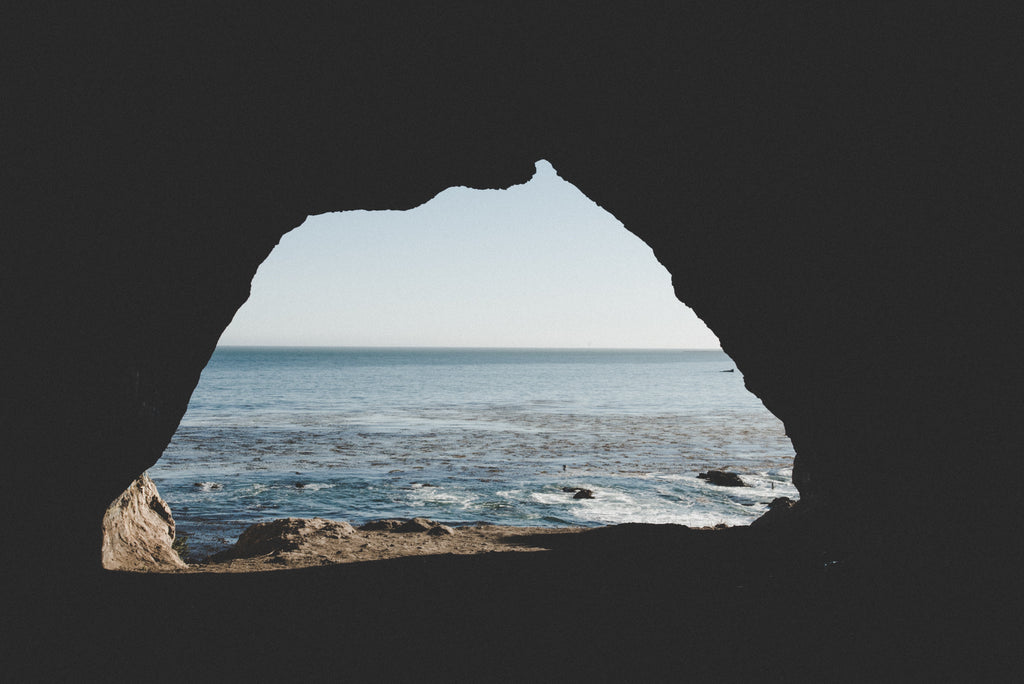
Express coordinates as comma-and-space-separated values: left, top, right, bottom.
9, 525, 1015, 681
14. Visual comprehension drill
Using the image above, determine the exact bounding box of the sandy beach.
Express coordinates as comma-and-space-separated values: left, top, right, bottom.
171, 516, 730, 573
181, 518, 594, 573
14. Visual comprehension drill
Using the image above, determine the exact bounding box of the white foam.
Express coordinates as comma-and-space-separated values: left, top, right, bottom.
298, 483, 335, 491
529, 490, 566, 505
406, 486, 467, 505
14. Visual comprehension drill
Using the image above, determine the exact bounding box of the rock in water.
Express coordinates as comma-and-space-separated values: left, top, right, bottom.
562, 487, 596, 499
102, 473, 187, 571
697, 470, 747, 487
767, 496, 796, 511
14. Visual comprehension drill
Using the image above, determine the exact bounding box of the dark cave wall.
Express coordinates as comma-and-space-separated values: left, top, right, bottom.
3, 5, 1021, 571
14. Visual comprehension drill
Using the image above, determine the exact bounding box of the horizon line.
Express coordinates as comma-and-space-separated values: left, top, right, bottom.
214, 344, 724, 351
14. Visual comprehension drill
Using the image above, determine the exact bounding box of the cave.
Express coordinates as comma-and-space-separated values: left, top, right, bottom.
5, 5, 1020, 680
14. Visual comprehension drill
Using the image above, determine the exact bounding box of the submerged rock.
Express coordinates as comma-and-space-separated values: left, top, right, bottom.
697, 470, 747, 487
102, 473, 187, 571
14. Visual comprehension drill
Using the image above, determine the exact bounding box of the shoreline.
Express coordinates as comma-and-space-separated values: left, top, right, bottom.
168, 516, 733, 573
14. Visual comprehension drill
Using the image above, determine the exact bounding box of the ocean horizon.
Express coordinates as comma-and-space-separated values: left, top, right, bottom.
213, 344, 725, 351
151, 346, 797, 560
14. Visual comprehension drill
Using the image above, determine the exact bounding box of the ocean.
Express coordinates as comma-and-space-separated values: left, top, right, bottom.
150, 347, 798, 560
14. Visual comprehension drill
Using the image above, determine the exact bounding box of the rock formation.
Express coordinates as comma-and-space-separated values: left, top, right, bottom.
207, 516, 467, 567
357, 517, 457, 535
210, 517, 357, 561
397, 517, 439, 533
563, 487, 596, 499
358, 519, 406, 532
697, 471, 746, 487
101, 473, 186, 571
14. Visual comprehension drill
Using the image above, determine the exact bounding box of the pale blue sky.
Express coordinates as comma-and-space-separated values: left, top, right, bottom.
219, 161, 720, 349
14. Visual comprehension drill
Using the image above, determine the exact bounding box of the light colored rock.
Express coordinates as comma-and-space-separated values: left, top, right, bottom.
398, 517, 437, 533
211, 517, 356, 560
102, 473, 186, 571
358, 519, 404, 531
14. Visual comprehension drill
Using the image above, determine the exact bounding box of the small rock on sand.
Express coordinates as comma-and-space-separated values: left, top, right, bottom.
211, 517, 356, 560
359, 519, 403, 531
398, 517, 437, 533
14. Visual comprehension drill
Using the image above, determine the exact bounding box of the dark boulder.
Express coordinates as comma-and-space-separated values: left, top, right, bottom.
562, 487, 595, 499
750, 497, 799, 530
697, 471, 747, 487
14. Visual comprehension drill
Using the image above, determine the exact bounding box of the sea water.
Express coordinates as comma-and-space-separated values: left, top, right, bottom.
150, 347, 798, 560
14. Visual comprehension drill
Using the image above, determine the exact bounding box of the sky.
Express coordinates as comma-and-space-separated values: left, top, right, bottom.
218, 160, 720, 349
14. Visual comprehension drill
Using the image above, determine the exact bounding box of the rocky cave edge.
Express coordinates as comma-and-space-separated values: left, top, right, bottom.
5, 6, 1021, 679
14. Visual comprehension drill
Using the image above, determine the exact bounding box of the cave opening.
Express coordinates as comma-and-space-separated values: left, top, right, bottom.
137, 161, 797, 564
